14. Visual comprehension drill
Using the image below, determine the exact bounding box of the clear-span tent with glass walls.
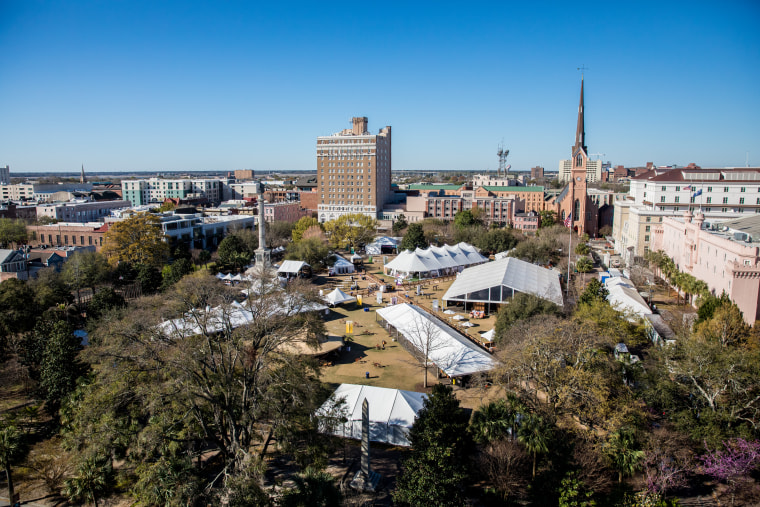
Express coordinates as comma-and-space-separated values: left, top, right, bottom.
317, 384, 428, 447
442, 256, 563, 313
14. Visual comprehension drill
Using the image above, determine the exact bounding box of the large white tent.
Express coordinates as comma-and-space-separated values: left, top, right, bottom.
376, 303, 496, 377
383, 242, 488, 279
605, 277, 652, 317
158, 296, 328, 338
317, 384, 427, 447
277, 260, 311, 278
365, 236, 398, 256
442, 256, 564, 310
324, 288, 356, 306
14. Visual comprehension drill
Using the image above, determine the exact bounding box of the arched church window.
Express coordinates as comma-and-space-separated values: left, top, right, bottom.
574, 199, 580, 220
576, 153, 583, 167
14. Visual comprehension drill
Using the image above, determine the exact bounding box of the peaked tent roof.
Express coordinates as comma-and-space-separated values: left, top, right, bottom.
605, 277, 652, 317
332, 256, 354, 268
324, 288, 355, 305
376, 303, 496, 377
317, 384, 428, 446
384, 242, 488, 275
442, 257, 563, 306
277, 260, 310, 274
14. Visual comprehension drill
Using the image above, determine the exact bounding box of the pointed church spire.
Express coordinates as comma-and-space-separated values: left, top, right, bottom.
80, 164, 86, 184
573, 77, 587, 155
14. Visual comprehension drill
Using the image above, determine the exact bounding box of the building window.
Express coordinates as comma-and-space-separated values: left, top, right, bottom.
645, 226, 650, 232
676, 186, 680, 191
661, 186, 666, 191
708, 187, 712, 192
740, 198, 745, 204
675, 196, 680, 203
646, 216, 651, 222
707, 197, 712, 204
645, 235, 650, 242
724, 187, 729, 192
723, 197, 728, 204
660, 196, 666, 202
741, 187, 746, 192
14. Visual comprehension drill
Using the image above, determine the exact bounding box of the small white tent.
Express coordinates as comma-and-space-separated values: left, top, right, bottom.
324, 288, 356, 306
330, 256, 355, 275
317, 384, 428, 446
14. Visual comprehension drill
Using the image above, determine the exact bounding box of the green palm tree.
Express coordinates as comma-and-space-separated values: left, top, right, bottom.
470, 399, 514, 444
604, 427, 644, 484
0, 421, 24, 506
63, 456, 112, 507
517, 413, 553, 479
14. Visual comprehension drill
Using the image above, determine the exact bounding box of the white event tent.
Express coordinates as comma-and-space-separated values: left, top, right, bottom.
605, 277, 652, 318
277, 260, 311, 279
442, 256, 564, 312
329, 256, 355, 275
365, 236, 398, 256
158, 295, 327, 338
317, 384, 428, 447
383, 243, 488, 279
376, 303, 496, 377
324, 288, 356, 306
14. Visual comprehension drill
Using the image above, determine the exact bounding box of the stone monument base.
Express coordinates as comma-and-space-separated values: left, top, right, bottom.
350, 470, 381, 492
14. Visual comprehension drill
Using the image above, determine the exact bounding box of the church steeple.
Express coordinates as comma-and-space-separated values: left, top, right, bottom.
573, 77, 587, 155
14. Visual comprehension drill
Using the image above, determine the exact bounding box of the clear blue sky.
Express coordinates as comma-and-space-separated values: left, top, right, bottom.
1, 1, 759, 173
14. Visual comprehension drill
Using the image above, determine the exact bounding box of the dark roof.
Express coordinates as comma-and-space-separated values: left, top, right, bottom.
295, 176, 318, 188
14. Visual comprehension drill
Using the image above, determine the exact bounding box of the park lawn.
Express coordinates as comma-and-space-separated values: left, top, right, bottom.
315, 270, 502, 410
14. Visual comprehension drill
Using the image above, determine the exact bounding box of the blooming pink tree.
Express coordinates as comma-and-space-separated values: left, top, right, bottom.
700, 438, 760, 505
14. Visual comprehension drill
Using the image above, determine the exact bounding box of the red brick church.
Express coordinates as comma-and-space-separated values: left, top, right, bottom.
553, 78, 599, 237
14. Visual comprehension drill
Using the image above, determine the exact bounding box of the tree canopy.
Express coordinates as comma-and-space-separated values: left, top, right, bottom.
101, 213, 169, 268
323, 213, 377, 250
400, 223, 427, 251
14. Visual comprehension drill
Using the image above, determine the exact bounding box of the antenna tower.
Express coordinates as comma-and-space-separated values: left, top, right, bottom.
497, 145, 509, 177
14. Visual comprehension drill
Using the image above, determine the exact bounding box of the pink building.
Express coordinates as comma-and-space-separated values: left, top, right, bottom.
651, 211, 760, 324
262, 201, 309, 223
513, 211, 541, 232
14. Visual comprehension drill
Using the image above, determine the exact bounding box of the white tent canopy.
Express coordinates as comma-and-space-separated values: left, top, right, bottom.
376, 303, 497, 377
605, 277, 652, 318
317, 384, 427, 447
384, 242, 488, 279
480, 329, 495, 342
277, 260, 310, 276
324, 288, 355, 306
365, 236, 398, 256
443, 256, 564, 307
330, 255, 355, 275
158, 296, 328, 338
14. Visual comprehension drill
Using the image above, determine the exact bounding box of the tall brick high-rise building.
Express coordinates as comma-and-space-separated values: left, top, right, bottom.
317, 116, 392, 222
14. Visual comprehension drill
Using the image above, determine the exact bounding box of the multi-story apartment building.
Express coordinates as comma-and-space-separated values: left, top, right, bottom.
651, 211, 760, 325
530, 166, 545, 181
262, 202, 309, 223
0, 166, 9, 185
613, 167, 760, 261
317, 116, 392, 222
405, 192, 520, 226
121, 178, 224, 206
0, 183, 34, 201
474, 186, 546, 213
513, 211, 541, 232
37, 200, 131, 223
558, 158, 603, 183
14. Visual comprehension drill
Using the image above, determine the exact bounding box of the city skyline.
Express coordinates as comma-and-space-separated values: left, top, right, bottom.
1, 1, 759, 173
